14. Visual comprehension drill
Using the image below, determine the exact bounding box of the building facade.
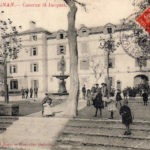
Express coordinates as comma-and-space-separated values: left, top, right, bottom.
5, 22, 150, 96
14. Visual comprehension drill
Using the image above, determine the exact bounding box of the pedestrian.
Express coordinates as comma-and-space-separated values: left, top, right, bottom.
116, 90, 122, 107
123, 89, 127, 100
86, 89, 92, 106
30, 87, 33, 98
21, 88, 25, 99
25, 88, 29, 99
42, 93, 53, 117
120, 100, 133, 135
34, 87, 38, 98
93, 88, 104, 117
107, 94, 117, 119
82, 85, 86, 100
142, 90, 148, 106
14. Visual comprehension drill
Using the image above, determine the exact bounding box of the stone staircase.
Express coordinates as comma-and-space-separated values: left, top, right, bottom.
0, 116, 18, 134
52, 118, 150, 150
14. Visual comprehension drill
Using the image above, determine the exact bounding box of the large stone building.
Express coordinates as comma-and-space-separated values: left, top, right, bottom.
6, 21, 150, 96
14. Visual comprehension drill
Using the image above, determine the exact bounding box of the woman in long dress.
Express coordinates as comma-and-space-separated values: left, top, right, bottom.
42, 94, 53, 117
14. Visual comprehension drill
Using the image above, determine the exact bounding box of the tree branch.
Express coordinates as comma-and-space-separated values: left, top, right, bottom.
64, 0, 86, 11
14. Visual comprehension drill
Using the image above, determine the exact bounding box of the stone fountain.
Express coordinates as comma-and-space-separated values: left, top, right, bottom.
53, 56, 69, 95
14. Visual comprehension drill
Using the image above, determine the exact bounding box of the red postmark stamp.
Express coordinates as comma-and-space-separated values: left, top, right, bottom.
136, 7, 150, 33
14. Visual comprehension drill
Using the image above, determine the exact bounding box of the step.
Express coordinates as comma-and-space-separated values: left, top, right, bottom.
64, 126, 150, 138
68, 121, 150, 131
57, 132, 150, 149
53, 141, 149, 150
71, 118, 150, 126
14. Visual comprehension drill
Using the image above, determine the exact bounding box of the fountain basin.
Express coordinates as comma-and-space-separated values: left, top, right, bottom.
53, 75, 69, 80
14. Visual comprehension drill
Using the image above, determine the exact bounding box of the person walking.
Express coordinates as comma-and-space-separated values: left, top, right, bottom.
93, 88, 104, 117
86, 89, 92, 106
30, 87, 33, 98
142, 90, 149, 106
82, 85, 86, 100
120, 100, 133, 135
116, 90, 122, 107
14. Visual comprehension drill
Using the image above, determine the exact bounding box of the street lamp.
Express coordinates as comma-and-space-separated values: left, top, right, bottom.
99, 23, 117, 98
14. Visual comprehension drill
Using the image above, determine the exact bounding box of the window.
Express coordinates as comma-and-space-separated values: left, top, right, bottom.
80, 60, 89, 70
10, 80, 18, 90
30, 47, 38, 56
59, 33, 64, 39
33, 47, 37, 56
32, 35, 37, 41
30, 63, 38, 72
10, 65, 17, 74
107, 27, 112, 34
57, 45, 66, 55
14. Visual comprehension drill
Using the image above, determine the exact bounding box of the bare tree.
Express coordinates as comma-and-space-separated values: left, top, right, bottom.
63, 0, 86, 117
0, 11, 22, 103
90, 56, 105, 84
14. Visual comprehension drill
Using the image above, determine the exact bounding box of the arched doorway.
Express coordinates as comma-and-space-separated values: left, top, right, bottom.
134, 75, 149, 89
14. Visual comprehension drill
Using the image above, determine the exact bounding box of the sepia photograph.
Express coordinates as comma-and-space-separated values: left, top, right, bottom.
0, 0, 149, 149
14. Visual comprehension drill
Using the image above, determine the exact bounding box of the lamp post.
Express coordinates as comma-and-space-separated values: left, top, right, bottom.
99, 23, 117, 98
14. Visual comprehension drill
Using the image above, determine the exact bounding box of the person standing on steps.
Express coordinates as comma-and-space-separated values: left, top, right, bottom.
107, 94, 117, 119
93, 88, 104, 117
120, 100, 133, 135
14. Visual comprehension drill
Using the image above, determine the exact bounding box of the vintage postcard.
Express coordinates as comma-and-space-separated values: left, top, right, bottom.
0, 0, 149, 149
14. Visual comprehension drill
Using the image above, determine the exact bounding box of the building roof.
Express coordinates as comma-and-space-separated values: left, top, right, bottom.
18, 27, 51, 35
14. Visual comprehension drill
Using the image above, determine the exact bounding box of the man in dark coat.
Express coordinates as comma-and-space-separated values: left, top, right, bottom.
93, 88, 104, 117
142, 90, 148, 106
30, 87, 33, 98
120, 101, 133, 135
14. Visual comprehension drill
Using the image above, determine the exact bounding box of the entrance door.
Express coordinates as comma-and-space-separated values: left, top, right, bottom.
31, 80, 39, 89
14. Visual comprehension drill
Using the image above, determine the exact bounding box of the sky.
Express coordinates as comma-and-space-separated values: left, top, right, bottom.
0, 0, 135, 32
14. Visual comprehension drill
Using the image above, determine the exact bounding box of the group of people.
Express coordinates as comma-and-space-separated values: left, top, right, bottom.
21, 87, 38, 99
82, 84, 133, 135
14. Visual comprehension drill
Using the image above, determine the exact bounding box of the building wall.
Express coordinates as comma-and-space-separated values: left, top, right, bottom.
6, 24, 150, 97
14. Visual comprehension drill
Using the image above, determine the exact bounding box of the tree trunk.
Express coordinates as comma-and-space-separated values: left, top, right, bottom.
4, 57, 9, 103
64, 0, 79, 117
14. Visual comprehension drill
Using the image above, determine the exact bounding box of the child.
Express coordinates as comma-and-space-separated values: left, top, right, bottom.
107, 95, 117, 119
120, 100, 133, 135
86, 89, 92, 106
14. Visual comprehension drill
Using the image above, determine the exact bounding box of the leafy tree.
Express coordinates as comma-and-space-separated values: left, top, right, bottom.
0, 11, 22, 103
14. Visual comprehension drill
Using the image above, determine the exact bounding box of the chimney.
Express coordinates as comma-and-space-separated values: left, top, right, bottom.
29, 21, 36, 29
